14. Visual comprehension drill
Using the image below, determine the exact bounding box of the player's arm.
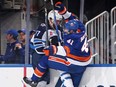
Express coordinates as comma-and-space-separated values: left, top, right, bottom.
55, 2, 77, 22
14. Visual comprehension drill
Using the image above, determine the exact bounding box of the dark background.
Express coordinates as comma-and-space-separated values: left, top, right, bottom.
68, 0, 116, 20
0, 0, 116, 20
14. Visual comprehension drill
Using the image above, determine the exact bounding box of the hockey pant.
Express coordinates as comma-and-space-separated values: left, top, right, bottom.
31, 55, 86, 87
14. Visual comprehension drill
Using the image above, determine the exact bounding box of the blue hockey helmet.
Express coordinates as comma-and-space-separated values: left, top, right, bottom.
65, 19, 79, 32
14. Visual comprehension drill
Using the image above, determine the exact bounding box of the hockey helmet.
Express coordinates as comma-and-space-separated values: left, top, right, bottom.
65, 19, 79, 32
48, 10, 63, 22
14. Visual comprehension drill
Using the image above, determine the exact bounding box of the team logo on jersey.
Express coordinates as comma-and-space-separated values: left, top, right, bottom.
50, 31, 53, 35
70, 23, 75, 26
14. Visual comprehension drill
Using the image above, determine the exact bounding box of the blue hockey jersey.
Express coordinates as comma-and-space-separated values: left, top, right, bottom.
63, 31, 91, 62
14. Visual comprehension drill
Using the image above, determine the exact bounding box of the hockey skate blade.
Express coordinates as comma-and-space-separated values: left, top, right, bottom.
21, 79, 31, 87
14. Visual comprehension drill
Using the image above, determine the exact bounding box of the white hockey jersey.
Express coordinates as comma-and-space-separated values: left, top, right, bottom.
30, 23, 63, 54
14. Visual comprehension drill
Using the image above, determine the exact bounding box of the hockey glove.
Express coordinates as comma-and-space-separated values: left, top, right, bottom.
55, 2, 76, 21
43, 45, 57, 56
55, 2, 67, 15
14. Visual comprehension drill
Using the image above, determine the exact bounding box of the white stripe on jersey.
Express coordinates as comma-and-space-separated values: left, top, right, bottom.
67, 57, 92, 66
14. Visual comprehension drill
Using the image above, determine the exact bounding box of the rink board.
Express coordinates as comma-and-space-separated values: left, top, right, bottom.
0, 64, 116, 87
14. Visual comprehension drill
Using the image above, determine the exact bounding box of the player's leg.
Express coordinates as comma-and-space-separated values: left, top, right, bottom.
55, 77, 62, 87
23, 56, 49, 87
23, 55, 73, 87
48, 55, 74, 87
54, 63, 87, 87
32, 52, 50, 87
70, 66, 87, 87
59, 71, 74, 87
23, 52, 50, 87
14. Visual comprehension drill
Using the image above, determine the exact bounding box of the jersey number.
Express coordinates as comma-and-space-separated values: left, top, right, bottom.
67, 38, 89, 53
35, 31, 41, 37
81, 38, 89, 53
67, 39, 74, 45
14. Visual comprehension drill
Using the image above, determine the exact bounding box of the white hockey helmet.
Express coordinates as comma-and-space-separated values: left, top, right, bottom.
48, 10, 63, 22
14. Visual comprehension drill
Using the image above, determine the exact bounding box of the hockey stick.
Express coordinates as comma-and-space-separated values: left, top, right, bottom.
44, 0, 49, 47
50, 1, 74, 87
49, 0, 63, 86
50, 0, 61, 46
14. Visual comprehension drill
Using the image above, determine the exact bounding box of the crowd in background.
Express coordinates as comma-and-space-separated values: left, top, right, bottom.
0, 29, 35, 64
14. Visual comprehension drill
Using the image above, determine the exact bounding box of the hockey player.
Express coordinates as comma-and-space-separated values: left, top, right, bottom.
24, 10, 63, 87
23, 2, 92, 87
22, 1, 92, 87
23, 18, 92, 87
55, 2, 92, 86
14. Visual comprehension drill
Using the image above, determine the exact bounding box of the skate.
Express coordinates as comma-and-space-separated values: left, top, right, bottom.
22, 77, 37, 87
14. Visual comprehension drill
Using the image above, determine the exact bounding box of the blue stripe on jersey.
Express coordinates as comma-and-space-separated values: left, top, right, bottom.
34, 44, 44, 48
34, 39, 46, 43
